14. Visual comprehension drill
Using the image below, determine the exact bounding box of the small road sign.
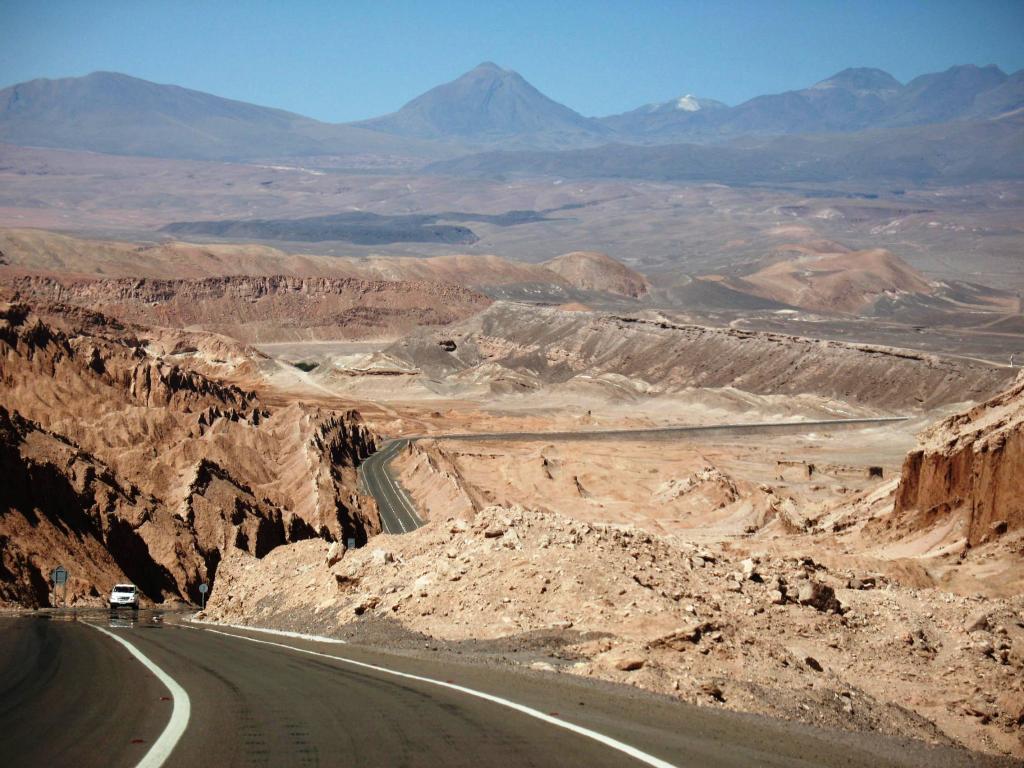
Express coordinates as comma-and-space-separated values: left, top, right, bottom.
198, 583, 209, 609
51, 566, 69, 608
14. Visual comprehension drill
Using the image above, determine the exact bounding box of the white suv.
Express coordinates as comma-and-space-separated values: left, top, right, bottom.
109, 583, 139, 610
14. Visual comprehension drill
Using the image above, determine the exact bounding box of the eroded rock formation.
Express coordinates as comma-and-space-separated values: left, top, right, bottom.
0, 302, 379, 606
894, 372, 1024, 546
389, 302, 1015, 410
6, 274, 492, 342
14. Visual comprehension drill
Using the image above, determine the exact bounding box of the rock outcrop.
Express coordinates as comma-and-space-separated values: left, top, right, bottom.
894, 372, 1024, 546
388, 302, 1015, 410
0, 405, 190, 608
0, 302, 379, 606
6, 274, 492, 342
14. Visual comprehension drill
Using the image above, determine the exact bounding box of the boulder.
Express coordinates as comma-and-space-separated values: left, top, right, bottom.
353, 594, 380, 615
699, 682, 725, 702
649, 622, 715, 650
965, 609, 990, 633
325, 541, 345, 567
614, 656, 646, 672
847, 576, 877, 590
796, 580, 843, 613
740, 558, 761, 581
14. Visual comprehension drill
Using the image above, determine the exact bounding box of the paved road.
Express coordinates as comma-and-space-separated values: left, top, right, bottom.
359, 417, 908, 535
0, 612, 999, 768
359, 437, 422, 534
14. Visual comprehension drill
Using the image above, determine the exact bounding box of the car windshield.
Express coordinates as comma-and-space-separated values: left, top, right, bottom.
113, 586, 135, 593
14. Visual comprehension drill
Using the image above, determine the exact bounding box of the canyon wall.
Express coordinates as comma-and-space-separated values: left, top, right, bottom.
894, 372, 1024, 546
0, 301, 379, 606
5, 275, 491, 342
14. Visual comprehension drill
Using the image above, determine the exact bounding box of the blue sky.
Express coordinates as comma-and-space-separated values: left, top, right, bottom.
2, 0, 1022, 121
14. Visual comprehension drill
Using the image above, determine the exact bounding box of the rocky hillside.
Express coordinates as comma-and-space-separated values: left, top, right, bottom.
203, 504, 1024, 757
893, 372, 1024, 547
0, 230, 650, 305
712, 244, 935, 314
0, 301, 379, 607
5, 275, 492, 342
388, 303, 1015, 410
542, 251, 650, 299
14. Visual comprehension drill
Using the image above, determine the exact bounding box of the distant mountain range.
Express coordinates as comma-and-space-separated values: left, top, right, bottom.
428, 111, 1024, 184
598, 65, 1023, 142
0, 71, 444, 160
1, 62, 1021, 181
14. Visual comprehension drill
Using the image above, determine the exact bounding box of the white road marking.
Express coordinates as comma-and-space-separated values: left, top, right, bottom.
199, 627, 678, 768
86, 623, 191, 768
364, 440, 417, 533
188, 617, 346, 644
384, 466, 419, 527
382, 462, 409, 533
377, 440, 421, 529
367, 455, 403, 532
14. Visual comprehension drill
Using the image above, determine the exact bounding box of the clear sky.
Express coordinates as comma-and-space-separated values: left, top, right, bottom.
2, 0, 1022, 122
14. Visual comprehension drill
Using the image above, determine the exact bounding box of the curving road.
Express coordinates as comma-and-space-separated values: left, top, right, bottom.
0, 611, 993, 768
359, 417, 908, 534
359, 437, 422, 534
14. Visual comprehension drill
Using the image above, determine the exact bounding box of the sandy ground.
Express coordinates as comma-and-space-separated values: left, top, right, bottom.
391, 425, 919, 538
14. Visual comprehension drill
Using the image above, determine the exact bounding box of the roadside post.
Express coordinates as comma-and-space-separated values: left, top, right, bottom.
347, 537, 356, 551
199, 582, 209, 610
51, 566, 69, 608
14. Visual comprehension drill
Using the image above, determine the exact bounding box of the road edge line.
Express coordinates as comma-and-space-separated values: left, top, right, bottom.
85, 622, 191, 768
188, 617, 346, 644
381, 455, 418, 528
200, 627, 678, 768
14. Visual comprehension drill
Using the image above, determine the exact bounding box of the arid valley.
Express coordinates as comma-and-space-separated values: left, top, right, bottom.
1, 17, 1024, 767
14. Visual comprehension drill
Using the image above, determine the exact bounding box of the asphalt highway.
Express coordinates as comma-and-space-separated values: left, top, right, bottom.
359, 417, 908, 535
359, 437, 422, 534
0, 612, 997, 768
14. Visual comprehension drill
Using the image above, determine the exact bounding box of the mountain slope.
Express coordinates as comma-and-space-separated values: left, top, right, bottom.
887, 64, 1010, 126
542, 251, 649, 299
358, 62, 610, 148
427, 111, 1024, 184
965, 69, 1024, 118
712, 245, 935, 314
599, 65, 1017, 143
591, 94, 726, 139
0, 71, 443, 160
